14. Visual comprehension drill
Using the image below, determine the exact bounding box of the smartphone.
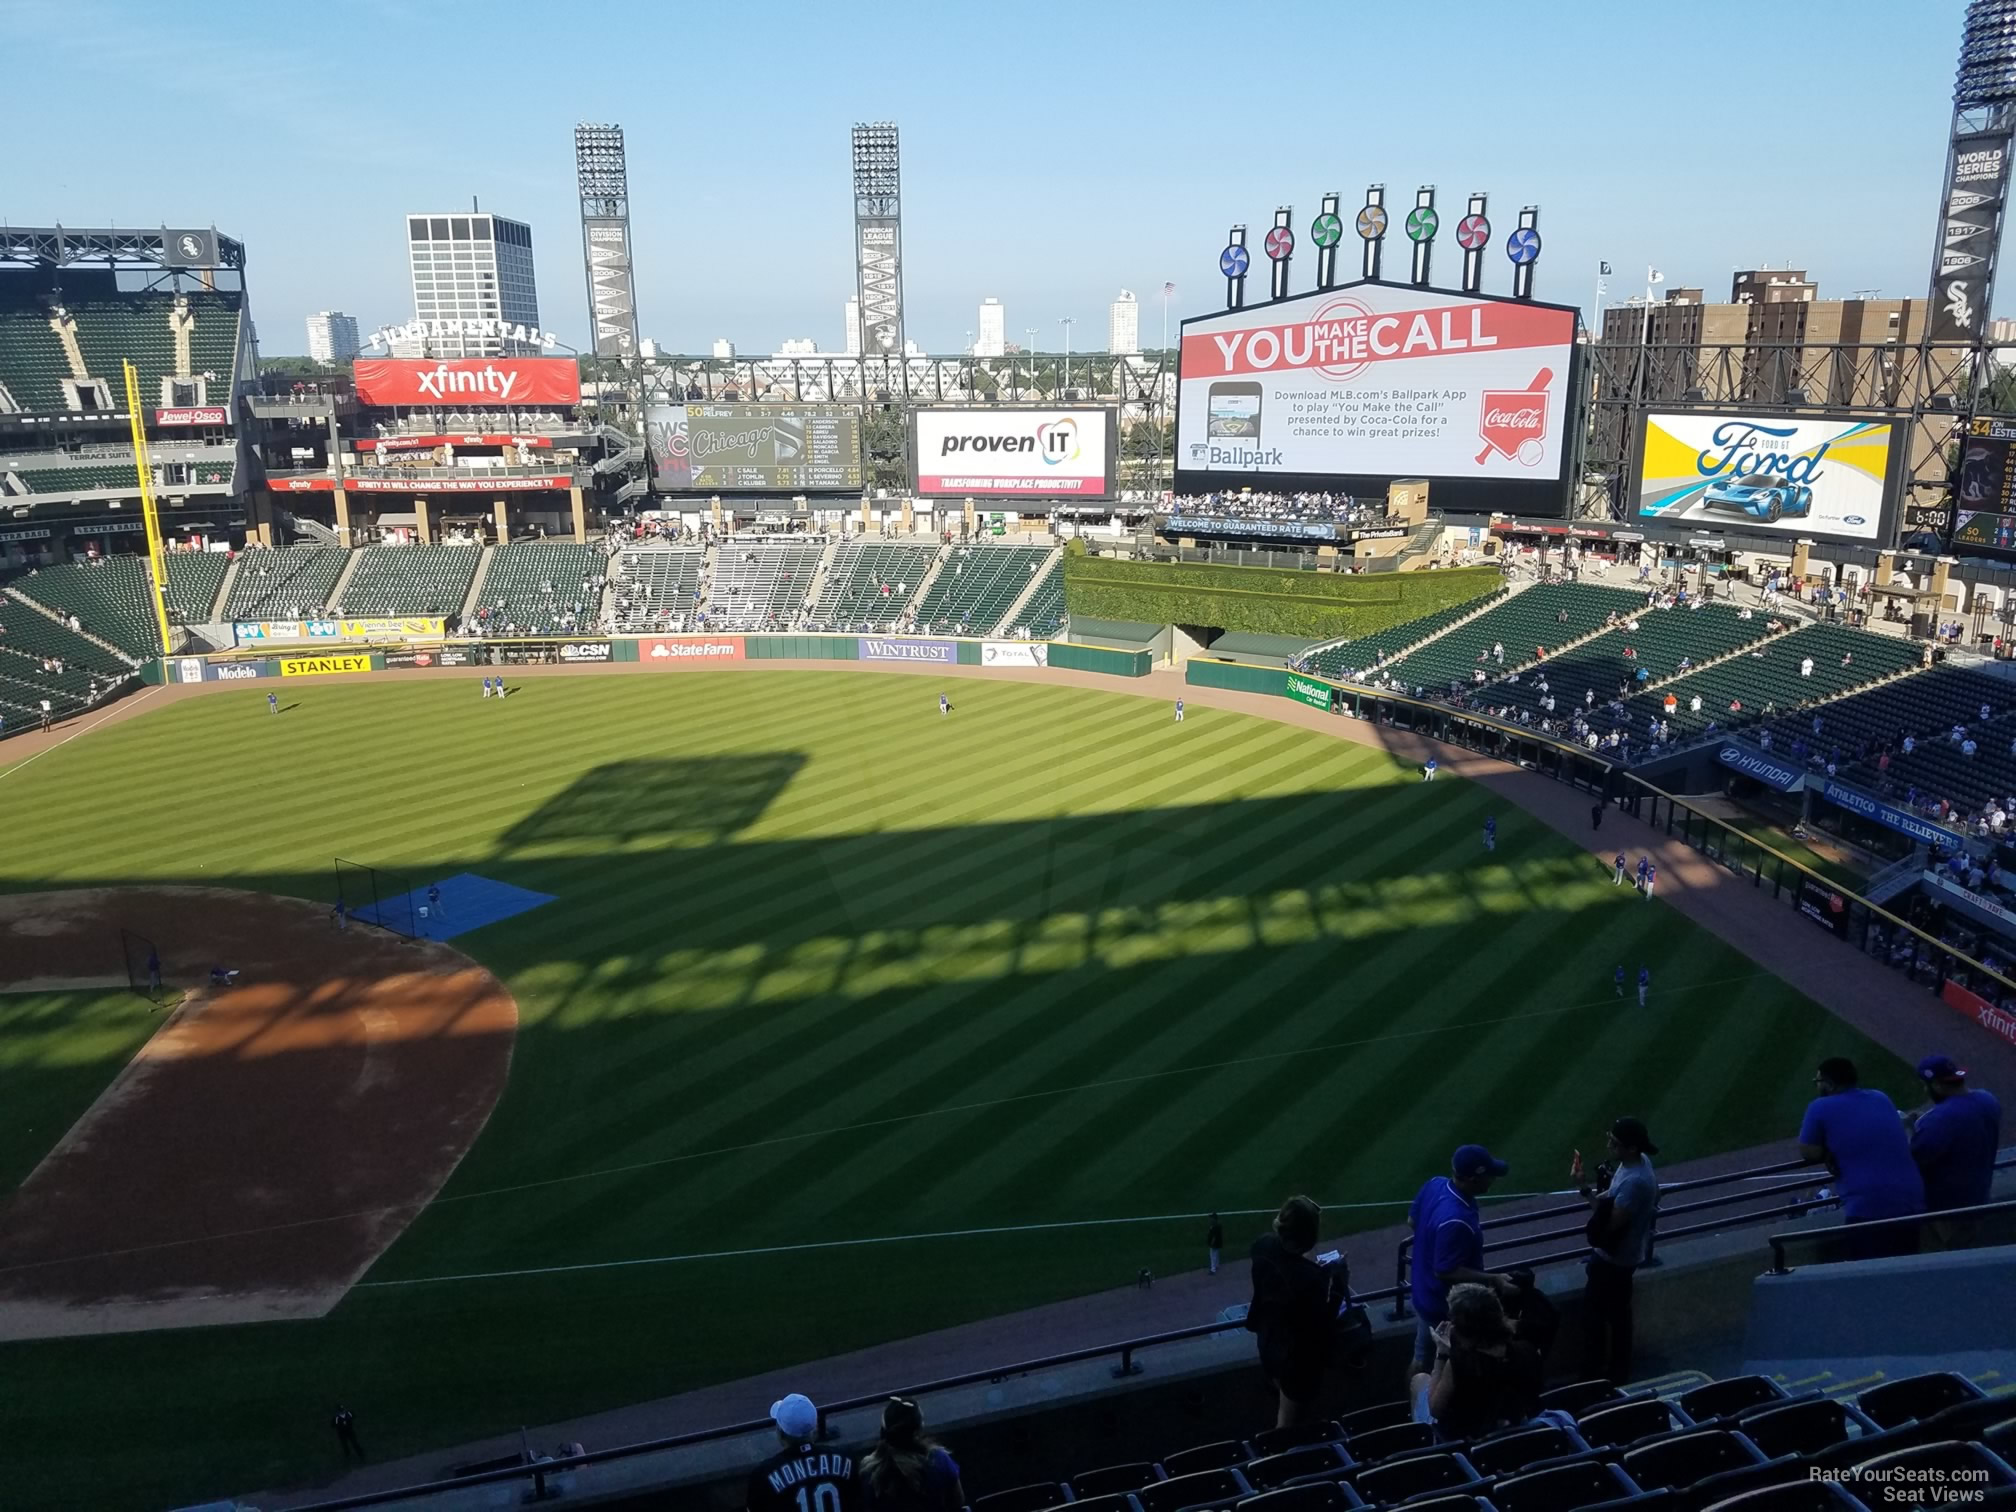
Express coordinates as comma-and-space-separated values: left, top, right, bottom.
1208, 381, 1263, 439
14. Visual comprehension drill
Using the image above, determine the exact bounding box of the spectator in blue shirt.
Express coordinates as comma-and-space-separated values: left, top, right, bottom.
1408, 1146, 1515, 1375
1798, 1057, 1925, 1258
1908, 1055, 2002, 1216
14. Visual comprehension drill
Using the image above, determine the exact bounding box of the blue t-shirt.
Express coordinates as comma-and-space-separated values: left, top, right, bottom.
1799, 1088, 1925, 1220
1409, 1176, 1482, 1321
1912, 1091, 2003, 1212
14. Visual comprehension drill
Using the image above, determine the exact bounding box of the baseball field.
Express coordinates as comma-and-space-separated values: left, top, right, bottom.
0, 669, 1903, 1508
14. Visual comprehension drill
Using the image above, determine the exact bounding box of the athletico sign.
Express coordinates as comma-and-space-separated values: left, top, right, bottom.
859, 637, 957, 664
641, 636, 745, 662
913, 408, 1115, 498
353, 358, 581, 408
1819, 778, 1966, 848
1176, 282, 1576, 483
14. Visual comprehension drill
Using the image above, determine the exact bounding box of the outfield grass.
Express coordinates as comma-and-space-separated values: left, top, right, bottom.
0, 672, 1911, 1509
0, 990, 161, 1194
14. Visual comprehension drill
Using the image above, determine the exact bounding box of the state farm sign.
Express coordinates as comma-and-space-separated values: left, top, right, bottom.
353, 358, 581, 408
156, 407, 228, 426
1175, 283, 1576, 483
642, 636, 745, 662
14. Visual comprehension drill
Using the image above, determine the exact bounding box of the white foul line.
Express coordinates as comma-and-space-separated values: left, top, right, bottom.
0, 687, 159, 784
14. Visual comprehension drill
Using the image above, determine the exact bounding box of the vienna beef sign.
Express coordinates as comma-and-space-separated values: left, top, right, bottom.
353, 358, 581, 408
1175, 283, 1576, 483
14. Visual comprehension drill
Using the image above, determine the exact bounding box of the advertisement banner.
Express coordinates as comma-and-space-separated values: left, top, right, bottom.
1715, 743, 1806, 792
272, 474, 569, 493
183, 658, 275, 682
155, 407, 228, 427
640, 636, 745, 663
382, 648, 470, 668
1176, 283, 1577, 482
353, 358, 581, 408
237, 617, 445, 643
358, 435, 555, 452
981, 642, 1050, 667
859, 637, 957, 664
1635, 414, 1895, 541
1285, 672, 1337, 711
1819, 778, 1967, 848
1796, 877, 1851, 938
1942, 980, 2016, 1050
1166, 514, 1343, 542
482, 640, 616, 665
913, 408, 1115, 498
1929, 128, 2013, 345
279, 653, 373, 678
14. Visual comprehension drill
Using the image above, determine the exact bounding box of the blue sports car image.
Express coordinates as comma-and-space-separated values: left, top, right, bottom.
1698, 472, 1813, 524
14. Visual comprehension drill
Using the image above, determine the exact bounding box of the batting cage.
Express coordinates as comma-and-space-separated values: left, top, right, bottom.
334, 857, 420, 939
119, 927, 164, 1003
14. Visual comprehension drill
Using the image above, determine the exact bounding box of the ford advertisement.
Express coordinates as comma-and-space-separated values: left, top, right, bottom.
1635, 413, 1897, 542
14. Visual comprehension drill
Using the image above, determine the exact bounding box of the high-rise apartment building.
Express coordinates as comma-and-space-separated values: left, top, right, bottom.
976, 298, 1006, 357
404, 210, 541, 357
844, 297, 862, 356
305, 311, 361, 364
1108, 289, 1140, 355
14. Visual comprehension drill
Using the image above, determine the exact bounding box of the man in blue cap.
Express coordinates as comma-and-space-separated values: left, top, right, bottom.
1908, 1056, 2001, 1218
1407, 1145, 1515, 1377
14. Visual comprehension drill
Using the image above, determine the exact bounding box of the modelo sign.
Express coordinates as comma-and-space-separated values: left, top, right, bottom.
1175, 283, 1577, 482
913, 408, 1114, 498
353, 358, 581, 408
1635, 414, 1895, 542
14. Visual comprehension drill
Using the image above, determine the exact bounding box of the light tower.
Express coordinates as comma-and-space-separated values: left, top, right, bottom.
575, 123, 639, 360
851, 123, 905, 365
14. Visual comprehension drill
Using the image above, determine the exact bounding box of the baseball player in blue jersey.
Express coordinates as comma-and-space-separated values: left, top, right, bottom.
1614, 851, 1628, 886
1635, 857, 1650, 894
1174, 698, 1184, 723
939, 693, 949, 717
427, 883, 443, 918
267, 692, 279, 715
1483, 815, 1497, 851
1642, 861, 1656, 900
1422, 757, 1437, 782
1638, 965, 1651, 1006
1614, 965, 1625, 997
481, 677, 492, 699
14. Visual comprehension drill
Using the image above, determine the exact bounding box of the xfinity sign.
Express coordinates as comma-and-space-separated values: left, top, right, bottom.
353, 357, 581, 408
913, 407, 1115, 498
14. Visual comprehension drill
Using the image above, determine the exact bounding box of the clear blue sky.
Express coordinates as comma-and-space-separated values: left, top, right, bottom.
0, 0, 1976, 355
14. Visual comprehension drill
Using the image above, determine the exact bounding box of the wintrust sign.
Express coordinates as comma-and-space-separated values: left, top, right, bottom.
1176, 283, 1576, 483
913, 408, 1114, 498
353, 358, 581, 408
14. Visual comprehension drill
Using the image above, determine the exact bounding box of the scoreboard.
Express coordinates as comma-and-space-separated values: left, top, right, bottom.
651, 404, 863, 491
1955, 416, 2016, 554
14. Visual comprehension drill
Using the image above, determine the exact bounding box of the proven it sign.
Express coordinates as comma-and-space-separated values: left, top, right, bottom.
354, 358, 581, 408
913, 408, 1114, 498
1175, 282, 1576, 483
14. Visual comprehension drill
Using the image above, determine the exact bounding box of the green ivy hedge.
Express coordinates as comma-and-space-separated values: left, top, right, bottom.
1060, 555, 1498, 640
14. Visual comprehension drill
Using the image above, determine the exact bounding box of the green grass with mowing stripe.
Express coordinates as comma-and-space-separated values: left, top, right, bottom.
0, 673, 1910, 1509
0, 989, 161, 1194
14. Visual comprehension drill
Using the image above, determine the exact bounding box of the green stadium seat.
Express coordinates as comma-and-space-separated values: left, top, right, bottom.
914, 545, 1052, 635
807, 542, 939, 631
221, 546, 349, 620
473, 542, 606, 636
611, 547, 704, 632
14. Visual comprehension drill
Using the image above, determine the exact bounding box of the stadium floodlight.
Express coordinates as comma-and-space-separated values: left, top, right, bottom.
1957, 0, 2016, 106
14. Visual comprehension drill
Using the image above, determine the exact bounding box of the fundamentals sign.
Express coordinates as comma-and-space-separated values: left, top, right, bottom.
1176, 282, 1577, 483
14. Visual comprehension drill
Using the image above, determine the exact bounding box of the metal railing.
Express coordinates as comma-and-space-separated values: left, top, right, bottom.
1766, 1181, 2016, 1275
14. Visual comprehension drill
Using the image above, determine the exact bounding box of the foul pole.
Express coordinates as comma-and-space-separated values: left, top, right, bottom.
121, 360, 176, 661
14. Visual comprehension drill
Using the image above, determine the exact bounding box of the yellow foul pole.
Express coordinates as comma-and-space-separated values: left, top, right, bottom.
121, 360, 176, 661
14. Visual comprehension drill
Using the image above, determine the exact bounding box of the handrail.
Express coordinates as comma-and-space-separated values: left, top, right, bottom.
1766, 1185, 2016, 1275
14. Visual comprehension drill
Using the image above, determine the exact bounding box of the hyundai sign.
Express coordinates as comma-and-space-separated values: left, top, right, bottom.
1716, 743, 1805, 792
1175, 281, 1577, 485
911, 408, 1115, 499
1635, 413, 1897, 542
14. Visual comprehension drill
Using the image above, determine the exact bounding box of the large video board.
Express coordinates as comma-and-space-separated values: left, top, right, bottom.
646, 404, 862, 491
1175, 282, 1578, 485
910, 407, 1115, 498
1635, 413, 1897, 542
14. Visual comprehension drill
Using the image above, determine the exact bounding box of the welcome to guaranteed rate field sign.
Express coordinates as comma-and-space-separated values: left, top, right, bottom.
1175, 282, 1578, 484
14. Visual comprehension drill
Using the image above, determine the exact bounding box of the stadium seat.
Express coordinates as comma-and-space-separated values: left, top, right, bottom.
1988, 1419, 2016, 1454
1073, 1464, 1164, 1497
1249, 1422, 1344, 1457
1853, 1372, 1986, 1430
806, 542, 940, 631
1676, 1379, 1787, 1424
611, 546, 705, 631
1578, 1494, 1675, 1512
705, 541, 825, 630
1695, 1483, 1866, 1512
1617, 1428, 1762, 1491
1014, 562, 1066, 638
973, 1484, 1071, 1512
1470, 1425, 1591, 1477
1398, 1497, 1496, 1512
1162, 1442, 1253, 1478
1539, 1382, 1633, 1418
1350, 1450, 1479, 1505
1344, 1420, 1436, 1463
1059, 1494, 1143, 1512
1489, 1459, 1640, 1512
1241, 1444, 1351, 1491
1807, 1424, 1920, 1475
1304, 590, 1506, 682
473, 542, 604, 636
337, 544, 480, 618
1232, 1482, 1364, 1512
1736, 1397, 1874, 1460
1136, 1468, 1251, 1512
1336, 1401, 1415, 1437
1680, 1458, 1812, 1512
1577, 1398, 1692, 1449
913, 545, 1053, 635
1853, 1439, 2015, 1485
221, 546, 349, 620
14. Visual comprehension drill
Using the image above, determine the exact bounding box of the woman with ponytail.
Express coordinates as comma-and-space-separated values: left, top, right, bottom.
860, 1397, 963, 1512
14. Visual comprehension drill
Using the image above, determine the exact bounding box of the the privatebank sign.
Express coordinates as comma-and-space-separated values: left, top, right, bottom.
859, 637, 957, 664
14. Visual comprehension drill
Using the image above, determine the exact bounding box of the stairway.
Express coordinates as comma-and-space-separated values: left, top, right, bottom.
323, 549, 365, 615
4, 587, 147, 665
285, 512, 341, 549
461, 547, 495, 624
988, 546, 1061, 636
900, 545, 952, 625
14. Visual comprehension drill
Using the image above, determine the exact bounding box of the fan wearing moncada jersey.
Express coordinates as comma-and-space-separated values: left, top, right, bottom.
748, 1395, 860, 1512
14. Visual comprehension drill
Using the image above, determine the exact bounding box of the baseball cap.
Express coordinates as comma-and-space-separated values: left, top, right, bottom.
1452, 1144, 1509, 1180
770, 1393, 819, 1440
1918, 1055, 1969, 1083
1610, 1117, 1659, 1155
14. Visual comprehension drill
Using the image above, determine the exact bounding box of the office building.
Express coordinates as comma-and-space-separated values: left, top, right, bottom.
712, 338, 736, 359
844, 297, 862, 356
1108, 289, 1140, 355
404, 209, 542, 358
976, 298, 1006, 357
305, 310, 360, 364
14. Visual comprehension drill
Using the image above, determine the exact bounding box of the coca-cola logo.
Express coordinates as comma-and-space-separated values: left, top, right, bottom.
1484, 405, 1543, 428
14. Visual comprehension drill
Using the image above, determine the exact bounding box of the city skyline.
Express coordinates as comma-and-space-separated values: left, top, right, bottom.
0, 0, 1979, 356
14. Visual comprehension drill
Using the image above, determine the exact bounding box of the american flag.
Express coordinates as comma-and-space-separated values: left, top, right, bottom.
1162, 281, 1176, 297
